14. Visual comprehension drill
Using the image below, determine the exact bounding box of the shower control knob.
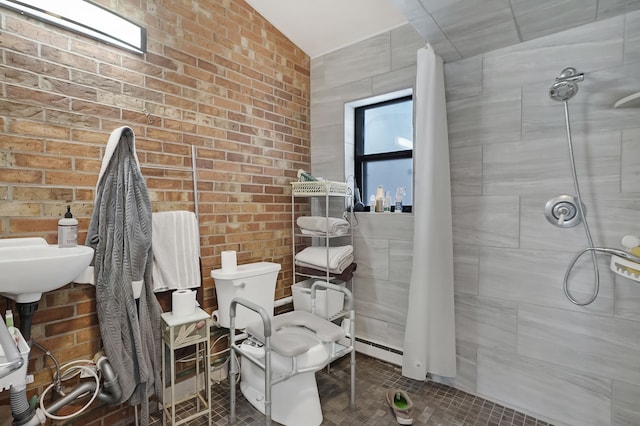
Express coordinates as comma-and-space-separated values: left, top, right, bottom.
556, 206, 570, 226
545, 195, 585, 228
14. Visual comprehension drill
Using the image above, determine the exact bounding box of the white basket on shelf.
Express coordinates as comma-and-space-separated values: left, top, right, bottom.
291, 180, 351, 197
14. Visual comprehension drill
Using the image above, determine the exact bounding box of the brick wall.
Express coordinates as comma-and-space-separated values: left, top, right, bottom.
0, 0, 310, 423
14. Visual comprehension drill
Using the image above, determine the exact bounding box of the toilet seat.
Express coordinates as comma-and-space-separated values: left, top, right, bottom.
245, 310, 345, 372
247, 310, 345, 355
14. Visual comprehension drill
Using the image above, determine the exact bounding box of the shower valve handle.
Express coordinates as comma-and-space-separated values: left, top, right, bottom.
557, 206, 569, 226
545, 195, 584, 228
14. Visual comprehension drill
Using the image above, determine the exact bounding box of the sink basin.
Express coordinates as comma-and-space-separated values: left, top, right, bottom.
0, 237, 94, 303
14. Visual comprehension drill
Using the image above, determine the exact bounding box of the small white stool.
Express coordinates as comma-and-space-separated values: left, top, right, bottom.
161, 308, 212, 425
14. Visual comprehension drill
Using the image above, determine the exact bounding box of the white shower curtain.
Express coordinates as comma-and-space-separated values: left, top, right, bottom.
402, 44, 457, 380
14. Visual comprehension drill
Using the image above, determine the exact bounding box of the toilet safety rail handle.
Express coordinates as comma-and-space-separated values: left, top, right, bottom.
310, 280, 356, 409
229, 297, 274, 426
310, 281, 354, 312
0, 321, 24, 380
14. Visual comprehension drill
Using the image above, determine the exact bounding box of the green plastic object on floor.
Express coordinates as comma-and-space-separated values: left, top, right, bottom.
386, 388, 414, 425
394, 392, 410, 410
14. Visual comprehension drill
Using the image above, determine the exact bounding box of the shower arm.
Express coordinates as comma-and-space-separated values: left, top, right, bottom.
556, 74, 584, 83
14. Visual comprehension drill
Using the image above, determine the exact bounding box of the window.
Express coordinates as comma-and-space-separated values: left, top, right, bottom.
354, 95, 413, 210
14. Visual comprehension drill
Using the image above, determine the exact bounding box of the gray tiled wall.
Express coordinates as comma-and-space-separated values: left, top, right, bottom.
311, 10, 640, 426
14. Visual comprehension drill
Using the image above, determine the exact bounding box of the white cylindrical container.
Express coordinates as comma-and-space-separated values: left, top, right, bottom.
221, 250, 237, 273
58, 205, 78, 248
172, 289, 197, 318
375, 185, 384, 212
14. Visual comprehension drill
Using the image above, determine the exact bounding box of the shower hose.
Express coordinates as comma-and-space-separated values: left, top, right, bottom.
561, 100, 600, 306
561, 101, 640, 305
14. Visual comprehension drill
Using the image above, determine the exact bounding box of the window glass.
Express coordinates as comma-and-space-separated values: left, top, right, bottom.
363, 100, 413, 155
355, 95, 413, 209
364, 158, 413, 205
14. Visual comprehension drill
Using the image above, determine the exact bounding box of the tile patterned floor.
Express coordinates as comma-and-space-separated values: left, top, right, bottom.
150, 353, 553, 425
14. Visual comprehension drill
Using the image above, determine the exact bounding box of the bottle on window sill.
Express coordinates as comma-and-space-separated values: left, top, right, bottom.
394, 187, 406, 213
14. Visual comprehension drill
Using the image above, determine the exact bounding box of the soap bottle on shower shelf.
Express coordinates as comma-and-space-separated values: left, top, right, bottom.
58, 205, 78, 248
622, 235, 640, 257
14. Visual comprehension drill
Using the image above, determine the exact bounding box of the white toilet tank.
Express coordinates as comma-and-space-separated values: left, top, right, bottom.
211, 261, 280, 329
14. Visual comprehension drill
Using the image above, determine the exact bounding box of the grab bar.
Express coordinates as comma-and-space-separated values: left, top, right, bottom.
229, 297, 273, 426
0, 321, 23, 380
310, 281, 356, 408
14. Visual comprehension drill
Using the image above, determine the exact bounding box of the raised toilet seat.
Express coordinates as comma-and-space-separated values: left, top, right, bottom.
238, 311, 346, 425
247, 310, 345, 359
213, 262, 355, 426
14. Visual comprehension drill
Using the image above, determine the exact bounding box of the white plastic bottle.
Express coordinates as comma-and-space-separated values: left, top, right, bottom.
375, 185, 384, 212
58, 205, 78, 248
394, 187, 406, 213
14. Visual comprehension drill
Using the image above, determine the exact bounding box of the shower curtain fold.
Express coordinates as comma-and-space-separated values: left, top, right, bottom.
402, 45, 456, 380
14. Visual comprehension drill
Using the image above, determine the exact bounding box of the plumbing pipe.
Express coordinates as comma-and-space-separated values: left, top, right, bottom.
10, 384, 45, 426
16, 302, 39, 341
95, 353, 122, 404
44, 381, 98, 414
43, 354, 122, 415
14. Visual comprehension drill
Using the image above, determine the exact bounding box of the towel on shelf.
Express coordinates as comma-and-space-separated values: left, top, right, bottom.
296, 262, 358, 281
151, 211, 201, 292
296, 255, 354, 274
295, 245, 354, 274
297, 216, 349, 236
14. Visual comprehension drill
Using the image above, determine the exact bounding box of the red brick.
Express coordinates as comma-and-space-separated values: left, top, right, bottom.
0, 2, 310, 422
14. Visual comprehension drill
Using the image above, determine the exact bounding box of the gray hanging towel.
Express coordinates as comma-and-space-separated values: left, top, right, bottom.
86, 126, 162, 425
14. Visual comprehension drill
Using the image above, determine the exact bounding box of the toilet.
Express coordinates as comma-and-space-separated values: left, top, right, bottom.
211, 262, 280, 330
212, 261, 346, 426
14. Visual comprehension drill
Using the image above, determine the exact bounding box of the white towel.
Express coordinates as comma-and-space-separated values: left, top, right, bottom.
295, 255, 354, 275
297, 216, 349, 236
295, 245, 353, 274
151, 211, 201, 292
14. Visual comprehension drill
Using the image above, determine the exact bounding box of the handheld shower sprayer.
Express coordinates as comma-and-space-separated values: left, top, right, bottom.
548, 68, 640, 305
549, 67, 584, 102
548, 67, 602, 306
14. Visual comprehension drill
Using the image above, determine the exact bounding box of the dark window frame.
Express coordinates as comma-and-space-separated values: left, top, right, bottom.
354, 95, 413, 208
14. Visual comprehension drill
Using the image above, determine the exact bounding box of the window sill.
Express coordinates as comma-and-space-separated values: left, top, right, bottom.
360, 206, 412, 213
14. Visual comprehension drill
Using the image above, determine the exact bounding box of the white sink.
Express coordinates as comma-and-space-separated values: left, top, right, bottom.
0, 237, 94, 303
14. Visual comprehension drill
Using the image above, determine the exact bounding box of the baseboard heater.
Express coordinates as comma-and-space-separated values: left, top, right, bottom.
354, 337, 403, 366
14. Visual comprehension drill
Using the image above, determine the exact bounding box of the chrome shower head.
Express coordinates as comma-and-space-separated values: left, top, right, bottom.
550, 80, 579, 101
549, 67, 584, 101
